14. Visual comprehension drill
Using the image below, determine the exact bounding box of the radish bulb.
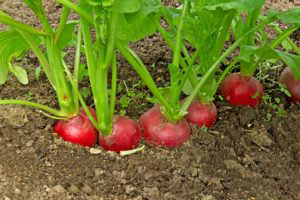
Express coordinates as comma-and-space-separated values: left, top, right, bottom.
186, 100, 217, 128
280, 67, 300, 103
54, 108, 98, 147
140, 105, 191, 148
221, 73, 263, 107
98, 116, 140, 152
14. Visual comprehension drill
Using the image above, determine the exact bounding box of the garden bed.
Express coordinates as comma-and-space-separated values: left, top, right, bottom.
0, 0, 300, 199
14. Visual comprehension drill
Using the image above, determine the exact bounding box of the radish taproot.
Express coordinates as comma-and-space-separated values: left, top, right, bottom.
98, 116, 140, 152
186, 100, 217, 128
280, 67, 300, 103
54, 108, 98, 147
140, 105, 190, 148
221, 73, 263, 107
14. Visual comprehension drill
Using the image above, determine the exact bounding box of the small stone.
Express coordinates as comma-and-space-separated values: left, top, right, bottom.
53, 185, 66, 193
81, 184, 93, 194
94, 168, 104, 177
26, 140, 34, 147
201, 195, 216, 200
4, 196, 11, 200
16, 150, 21, 154
14, 188, 21, 194
90, 148, 102, 154
143, 187, 160, 198
125, 185, 135, 194
68, 184, 79, 194
190, 168, 198, 177
248, 128, 273, 147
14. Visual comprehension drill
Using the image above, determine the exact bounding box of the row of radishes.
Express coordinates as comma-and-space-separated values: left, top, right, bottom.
0, 0, 300, 153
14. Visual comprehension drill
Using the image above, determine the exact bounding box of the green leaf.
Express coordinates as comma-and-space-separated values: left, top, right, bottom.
0, 29, 38, 84
268, 8, 300, 26
281, 40, 293, 51
117, 0, 161, 42
57, 22, 76, 49
182, 79, 193, 95
276, 51, 300, 80
10, 65, 28, 84
192, 0, 265, 12
119, 0, 142, 13
238, 45, 300, 80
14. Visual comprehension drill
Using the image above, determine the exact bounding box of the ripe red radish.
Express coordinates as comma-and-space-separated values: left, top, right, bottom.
54, 108, 98, 147
221, 73, 263, 107
98, 116, 140, 152
186, 100, 217, 128
140, 105, 190, 148
280, 67, 300, 103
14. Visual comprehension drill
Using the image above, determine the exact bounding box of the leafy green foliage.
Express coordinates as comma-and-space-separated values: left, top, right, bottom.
239, 45, 300, 79
57, 22, 76, 49
0, 29, 39, 84
116, 0, 161, 42
9, 65, 28, 84
119, 0, 142, 13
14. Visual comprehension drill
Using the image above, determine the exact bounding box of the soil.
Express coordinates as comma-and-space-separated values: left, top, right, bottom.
0, 1, 300, 200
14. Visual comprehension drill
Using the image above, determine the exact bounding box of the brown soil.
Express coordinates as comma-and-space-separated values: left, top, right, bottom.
0, 1, 300, 200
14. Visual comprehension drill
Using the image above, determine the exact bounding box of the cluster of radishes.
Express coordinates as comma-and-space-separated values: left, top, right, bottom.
54, 67, 300, 152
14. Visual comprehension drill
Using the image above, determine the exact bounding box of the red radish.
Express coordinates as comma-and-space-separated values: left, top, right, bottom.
54, 108, 97, 147
280, 67, 300, 103
140, 105, 190, 148
186, 100, 217, 128
221, 73, 263, 107
98, 116, 140, 152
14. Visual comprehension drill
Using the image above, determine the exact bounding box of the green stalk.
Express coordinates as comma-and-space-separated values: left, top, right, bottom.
110, 52, 117, 120
251, 26, 298, 72
153, 18, 198, 88
272, 26, 300, 55
80, 19, 97, 99
180, 17, 276, 116
270, 26, 298, 49
117, 42, 175, 116
56, 0, 94, 24
171, 0, 188, 104
45, 37, 75, 116
54, 6, 71, 44
103, 0, 120, 70
0, 12, 46, 36
215, 10, 236, 56
72, 25, 82, 112
0, 100, 65, 117
15, 29, 55, 88
246, 6, 263, 46
95, 45, 111, 134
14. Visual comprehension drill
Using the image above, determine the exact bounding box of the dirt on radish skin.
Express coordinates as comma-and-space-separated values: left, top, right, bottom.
54, 108, 98, 147
98, 116, 140, 152
140, 105, 191, 148
280, 67, 300, 103
221, 73, 263, 107
187, 101, 217, 128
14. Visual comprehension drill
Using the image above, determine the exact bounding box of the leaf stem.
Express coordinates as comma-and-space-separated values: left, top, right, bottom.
0, 11, 46, 36
0, 100, 65, 117
54, 6, 71, 44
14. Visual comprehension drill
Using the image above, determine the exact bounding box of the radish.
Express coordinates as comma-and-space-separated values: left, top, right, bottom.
186, 100, 217, 128
140, 105, 191, 148
98, 116, 140, 152
280, 67, 300, 103
221, 73, 263, 107
54, 108, 98, 147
